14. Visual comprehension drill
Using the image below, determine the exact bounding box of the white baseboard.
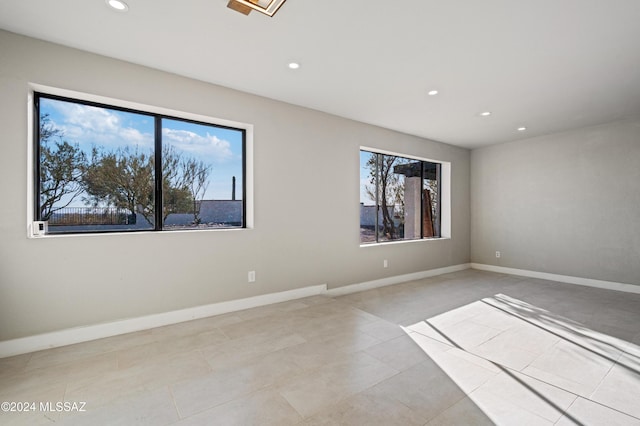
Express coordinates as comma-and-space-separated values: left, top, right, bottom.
471, 263, 640, 294
0, 283, 328, 359
15, 262, 619, 358
325, 263, 472, 297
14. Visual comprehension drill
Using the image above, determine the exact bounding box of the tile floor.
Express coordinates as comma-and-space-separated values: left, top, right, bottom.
1, 270, 639, 425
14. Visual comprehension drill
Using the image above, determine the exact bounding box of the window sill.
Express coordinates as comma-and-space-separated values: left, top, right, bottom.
28, 227, 252, 239
360, 237, 450, 248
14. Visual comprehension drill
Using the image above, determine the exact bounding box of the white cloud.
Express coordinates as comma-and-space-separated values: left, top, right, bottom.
45, 100, 234, 163
162, 128, 233, 163
50, 101, 153, 149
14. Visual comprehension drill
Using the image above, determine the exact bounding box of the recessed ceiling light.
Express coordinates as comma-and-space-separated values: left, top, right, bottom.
428, 90, 439, 96
517, 126, 527, 131
480, 111, 492, 117
106, 0, 128, 11
288, 62, 300, 70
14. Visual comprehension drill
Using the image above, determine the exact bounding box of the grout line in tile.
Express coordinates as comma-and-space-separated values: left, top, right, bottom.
167, 384, 183, 421
571, 395, 640, 423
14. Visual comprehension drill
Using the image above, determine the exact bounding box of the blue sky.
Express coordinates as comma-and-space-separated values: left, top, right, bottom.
360, 150, 376, 205
41, 97, 243, 207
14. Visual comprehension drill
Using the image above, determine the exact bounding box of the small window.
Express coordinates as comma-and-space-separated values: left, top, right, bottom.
360, 150, 441, 244
34, 93, 246, 234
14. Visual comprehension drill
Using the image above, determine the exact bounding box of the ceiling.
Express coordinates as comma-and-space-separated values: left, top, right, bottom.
1, 0, 640, 149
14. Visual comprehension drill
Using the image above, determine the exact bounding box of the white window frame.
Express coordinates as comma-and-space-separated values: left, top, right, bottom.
26, 84, 254, 238
359, 146, 451, 246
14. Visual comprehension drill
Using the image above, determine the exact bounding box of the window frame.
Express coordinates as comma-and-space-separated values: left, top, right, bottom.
359, 147, 451, 246
28, 86, 253, 237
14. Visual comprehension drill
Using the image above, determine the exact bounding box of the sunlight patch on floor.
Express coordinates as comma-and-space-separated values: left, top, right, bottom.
403, 294, 640, 425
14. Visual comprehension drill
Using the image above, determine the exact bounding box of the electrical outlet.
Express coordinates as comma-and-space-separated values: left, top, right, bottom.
383, 259, 388, 268
248, 271, 256, 282
495, 251, 501, 258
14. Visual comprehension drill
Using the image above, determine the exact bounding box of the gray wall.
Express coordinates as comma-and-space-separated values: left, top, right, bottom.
471, 119, 640, 285
0, 30, 471, 341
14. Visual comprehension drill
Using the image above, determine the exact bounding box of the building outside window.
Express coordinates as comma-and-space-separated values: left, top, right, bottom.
360, 149, 442, 244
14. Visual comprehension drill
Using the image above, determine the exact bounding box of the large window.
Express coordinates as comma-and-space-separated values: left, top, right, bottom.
34, 93, 246, 234
360, 150, 442, 244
